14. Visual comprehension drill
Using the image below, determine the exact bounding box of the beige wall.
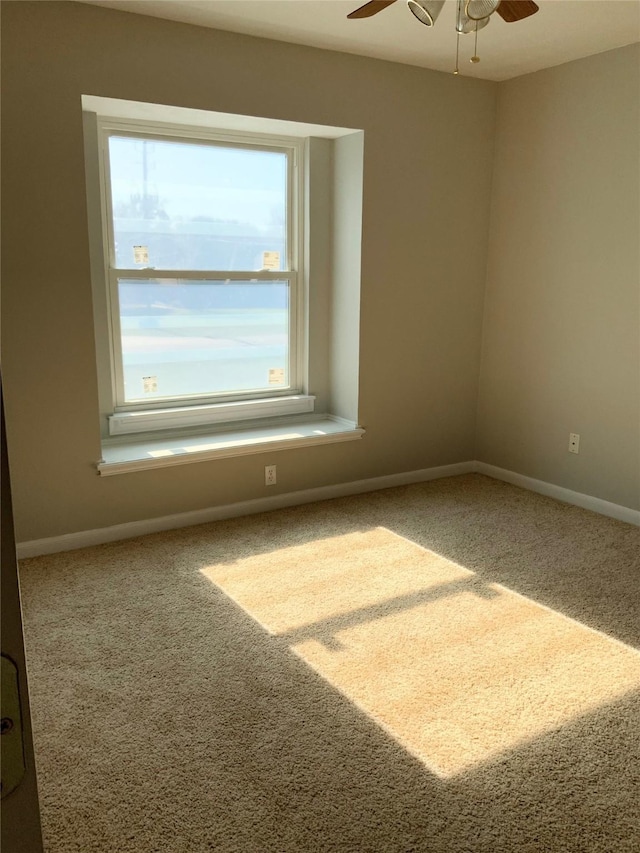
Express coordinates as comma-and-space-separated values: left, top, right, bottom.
476, 45, 640, 511
1, 2, 496, 541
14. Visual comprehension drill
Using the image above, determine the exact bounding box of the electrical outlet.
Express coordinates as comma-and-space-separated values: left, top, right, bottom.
569, 433, 580, 454
265, 464, 277, 486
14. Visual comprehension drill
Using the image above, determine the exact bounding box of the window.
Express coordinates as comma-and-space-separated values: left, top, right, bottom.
83, 97, 365, 473
95, 118, 312, 435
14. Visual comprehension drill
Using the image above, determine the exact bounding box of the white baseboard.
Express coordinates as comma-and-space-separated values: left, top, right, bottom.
16, 461, 474, 559
17, 460, 638, 558
475, 462, 640, 527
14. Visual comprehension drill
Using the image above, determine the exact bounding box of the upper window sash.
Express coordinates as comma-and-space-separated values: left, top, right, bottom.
98, 120, 301, 276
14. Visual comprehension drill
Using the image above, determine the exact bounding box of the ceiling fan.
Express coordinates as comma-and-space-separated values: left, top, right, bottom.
347, 0, 540, 72
347, 0, 539, 25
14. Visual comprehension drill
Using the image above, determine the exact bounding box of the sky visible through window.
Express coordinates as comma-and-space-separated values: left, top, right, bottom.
109, 136, 287, 270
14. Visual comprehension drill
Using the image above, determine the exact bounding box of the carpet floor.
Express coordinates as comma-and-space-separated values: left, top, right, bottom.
19, 474, 640, 852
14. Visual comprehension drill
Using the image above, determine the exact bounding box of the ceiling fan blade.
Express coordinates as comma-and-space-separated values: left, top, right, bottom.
347, 0, 398, 19
496, 0, 539, 23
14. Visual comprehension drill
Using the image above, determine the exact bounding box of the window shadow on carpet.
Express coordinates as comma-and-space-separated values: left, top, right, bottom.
200, 524, 640, 779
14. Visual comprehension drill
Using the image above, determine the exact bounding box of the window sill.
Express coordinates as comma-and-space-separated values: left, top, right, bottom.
98, 415, 364, 476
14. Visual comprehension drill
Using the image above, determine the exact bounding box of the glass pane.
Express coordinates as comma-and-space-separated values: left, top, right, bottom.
117, 279, 290, 403
108, 136, 288, 271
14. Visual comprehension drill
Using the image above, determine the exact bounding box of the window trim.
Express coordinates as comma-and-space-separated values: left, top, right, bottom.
93, 117, 307, 433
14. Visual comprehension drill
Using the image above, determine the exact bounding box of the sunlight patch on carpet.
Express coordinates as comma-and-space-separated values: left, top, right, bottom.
201, 527, 640, 777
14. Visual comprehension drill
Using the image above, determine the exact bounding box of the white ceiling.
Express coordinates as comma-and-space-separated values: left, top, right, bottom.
80, 0, 640, 81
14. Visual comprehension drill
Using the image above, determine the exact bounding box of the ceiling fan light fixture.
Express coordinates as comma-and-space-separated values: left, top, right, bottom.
407, 0, 445, 27
465, 0, 501, 21
456, 0, 490, 33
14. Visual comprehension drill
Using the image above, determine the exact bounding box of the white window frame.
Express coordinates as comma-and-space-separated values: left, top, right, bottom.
94, 117, 312, 436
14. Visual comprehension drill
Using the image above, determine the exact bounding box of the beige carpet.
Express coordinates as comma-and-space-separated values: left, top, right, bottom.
19, 474, 640, 852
